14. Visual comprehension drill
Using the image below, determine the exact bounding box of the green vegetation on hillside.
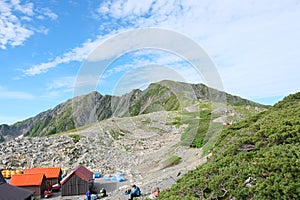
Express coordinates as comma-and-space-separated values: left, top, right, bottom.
69, 134, 83, 143
129, 83, 180, 116
159, 92, 300, 199
24, 105, 75, 137
25, 116, 52, 137
162, 155, 182, 169
180, 104, 212, 148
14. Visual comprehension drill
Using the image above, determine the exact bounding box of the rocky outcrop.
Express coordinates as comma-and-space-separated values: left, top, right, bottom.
0, 112, 179, 172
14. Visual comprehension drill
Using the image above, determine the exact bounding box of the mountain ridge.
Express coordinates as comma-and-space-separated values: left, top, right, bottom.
0, 80, 268, 142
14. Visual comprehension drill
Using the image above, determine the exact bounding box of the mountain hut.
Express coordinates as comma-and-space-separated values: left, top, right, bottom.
10, 173, 47, 199
24, 167, 62, 186
60, 165, 94, 196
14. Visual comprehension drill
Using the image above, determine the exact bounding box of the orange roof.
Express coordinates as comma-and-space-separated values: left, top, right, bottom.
24, 167, 61, 179
10, 173, 45, 186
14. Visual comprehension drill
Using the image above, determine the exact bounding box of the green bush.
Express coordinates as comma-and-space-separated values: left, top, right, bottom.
69, 134, 82, 143
159, 92, 300, 199
162, 155, 182, 168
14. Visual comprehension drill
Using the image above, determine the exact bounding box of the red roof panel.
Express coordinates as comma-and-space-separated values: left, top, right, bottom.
24, 167, 61, 179
10, 173, 45, 186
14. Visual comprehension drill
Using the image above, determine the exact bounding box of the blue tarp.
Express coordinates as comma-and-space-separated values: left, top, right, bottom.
119, 173, 125, 177
94, 172, 101, 178
111, 175, 125, 182
102, 173, 125, 182
103, 175, 110, 181
117, 176, 125, 182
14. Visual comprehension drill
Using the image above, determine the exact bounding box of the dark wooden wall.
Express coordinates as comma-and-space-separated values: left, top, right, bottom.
61, 174, 89, 196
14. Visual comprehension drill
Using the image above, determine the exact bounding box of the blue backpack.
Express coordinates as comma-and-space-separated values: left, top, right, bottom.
136, 187, 141, 196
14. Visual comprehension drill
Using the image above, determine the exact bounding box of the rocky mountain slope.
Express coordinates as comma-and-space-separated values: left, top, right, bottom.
0, 111, 207, 198
1, 82, 297, 199
0, 95, 267, 199
0, 80, 270, 198
0, 80, 267, 142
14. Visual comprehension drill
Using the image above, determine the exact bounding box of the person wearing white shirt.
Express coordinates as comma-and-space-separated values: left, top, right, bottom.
148, 187, 160, 199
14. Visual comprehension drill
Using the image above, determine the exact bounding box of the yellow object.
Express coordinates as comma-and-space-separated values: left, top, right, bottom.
1, 169, 23, 179
6, 170, 11, 178
1, 170, 6, 175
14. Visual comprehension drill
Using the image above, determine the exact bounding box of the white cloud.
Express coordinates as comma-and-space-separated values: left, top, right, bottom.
97, 0, 187, 29
89, 49, 205, 97
39, 76, 76, 98
20, 0, 300, 101
0, 1, 58, 49
23, 39, 100, 76
38, 7, 58, 20
0, 86, 35, 99
21, 0, 198, 76
0, 0, 34, 49
83, 28, 222, 93
11, 0, 34, 16
98, 0, 154, 19
193, 1, 300, 99
47, 76, 75, 90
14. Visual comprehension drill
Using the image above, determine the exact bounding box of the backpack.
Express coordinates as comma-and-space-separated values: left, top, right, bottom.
136, 187, 141, 196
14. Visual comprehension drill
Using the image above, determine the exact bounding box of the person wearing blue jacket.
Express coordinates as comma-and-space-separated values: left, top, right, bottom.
129, 184, 141, 200
86, 190, 91, 200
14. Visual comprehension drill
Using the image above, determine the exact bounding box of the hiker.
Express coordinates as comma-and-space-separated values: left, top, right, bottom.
128, 184, 141, 200
86, 190, 91, 200
148, 187, 160, 199
100, 188, 107, 197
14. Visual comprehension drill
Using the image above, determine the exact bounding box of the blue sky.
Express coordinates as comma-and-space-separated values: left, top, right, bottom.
0, 0, 299, 125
